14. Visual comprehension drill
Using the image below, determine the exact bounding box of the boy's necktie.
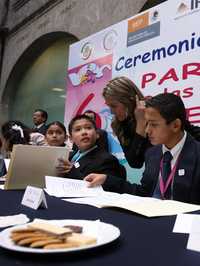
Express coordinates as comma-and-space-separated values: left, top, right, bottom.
162, 151, 173, 199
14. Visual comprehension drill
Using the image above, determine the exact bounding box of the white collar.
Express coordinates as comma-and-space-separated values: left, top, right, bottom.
79, 145, 97, 155
162, 131, 187, 159
36, 123, 45, 129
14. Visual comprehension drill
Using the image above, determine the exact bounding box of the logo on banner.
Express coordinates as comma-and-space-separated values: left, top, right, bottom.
175, 0, 200, 19
80, 42, 93, 60
127, 12, 160, 47
103, 30, 118, 51
150, 10, 159, 23
68, 62, 112, 86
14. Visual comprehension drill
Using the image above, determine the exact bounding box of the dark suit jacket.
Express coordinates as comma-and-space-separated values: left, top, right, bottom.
105, 134, 200, 204
33, 124, 47, 135
64, 146, 126, 189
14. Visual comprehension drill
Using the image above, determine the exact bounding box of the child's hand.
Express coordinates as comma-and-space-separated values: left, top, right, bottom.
84, 173, 107, 187
56, 158, 73, 174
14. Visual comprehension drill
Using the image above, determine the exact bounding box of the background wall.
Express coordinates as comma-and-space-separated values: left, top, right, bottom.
0, 0, 152, 125
0, 0, 167, 124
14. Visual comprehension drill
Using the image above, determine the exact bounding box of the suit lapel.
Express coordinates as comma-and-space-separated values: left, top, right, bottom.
72, 147, 98, 172
173, 135, 196, 201
141, 146, 162, 196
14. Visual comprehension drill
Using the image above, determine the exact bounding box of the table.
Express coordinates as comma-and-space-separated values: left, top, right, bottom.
0, 189, 200, 266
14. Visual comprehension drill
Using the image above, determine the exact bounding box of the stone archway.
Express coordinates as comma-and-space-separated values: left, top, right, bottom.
2, 32, 78, 126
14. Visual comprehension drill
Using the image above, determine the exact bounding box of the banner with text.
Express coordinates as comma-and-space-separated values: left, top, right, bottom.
65, 0, 200, 181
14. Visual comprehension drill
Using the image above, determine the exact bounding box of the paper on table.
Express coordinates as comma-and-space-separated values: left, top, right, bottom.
45, 176, 103, 197
63, 192, 200, 217
187, 216, 200, 252
64, 191, 121, 207
64, 192, 159, 208
173, 214, 199, 233
124, 200, 200, 217
0, 214, 29, 228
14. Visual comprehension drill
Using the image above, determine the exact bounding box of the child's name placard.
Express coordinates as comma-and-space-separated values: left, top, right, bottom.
21, 186, 47, 210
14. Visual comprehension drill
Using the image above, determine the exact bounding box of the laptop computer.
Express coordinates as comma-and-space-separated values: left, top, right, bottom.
4, 145, 70, 190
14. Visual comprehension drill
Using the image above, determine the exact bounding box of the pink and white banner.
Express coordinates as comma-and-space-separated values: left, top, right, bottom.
65, 0, 200, 182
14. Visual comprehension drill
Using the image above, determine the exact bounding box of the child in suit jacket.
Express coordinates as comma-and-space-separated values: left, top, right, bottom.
56, 115, 126, 188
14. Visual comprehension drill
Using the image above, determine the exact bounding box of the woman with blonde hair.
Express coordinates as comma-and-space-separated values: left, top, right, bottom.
103, 76, 151, 168
103, 76, 200, 168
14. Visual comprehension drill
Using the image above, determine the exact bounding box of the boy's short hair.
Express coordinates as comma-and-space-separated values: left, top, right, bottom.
84, 110, 97, 120
34, 109, 48, 122
68, 114, 97, 135
145, 93, 186, 130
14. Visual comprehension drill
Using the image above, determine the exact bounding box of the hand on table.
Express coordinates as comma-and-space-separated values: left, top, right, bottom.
84, 173, 107, 187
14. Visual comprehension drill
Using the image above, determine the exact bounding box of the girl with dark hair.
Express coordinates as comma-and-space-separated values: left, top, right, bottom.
1, 120, 30, 156
0, 121, 31, 176
0, 120, 46, 177
1, 120, 45, 156
45, 121, 69, 147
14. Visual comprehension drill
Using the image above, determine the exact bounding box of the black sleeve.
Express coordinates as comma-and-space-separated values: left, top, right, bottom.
91, 154, 126, 180
121, 133, 151, 168
103, 148, 156, 195
103, 173, 152, 196
103, 175, 138, 194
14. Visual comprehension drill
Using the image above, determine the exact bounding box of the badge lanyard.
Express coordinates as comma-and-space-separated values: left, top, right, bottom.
71, 145, 98, 163
159, 155, 180, 199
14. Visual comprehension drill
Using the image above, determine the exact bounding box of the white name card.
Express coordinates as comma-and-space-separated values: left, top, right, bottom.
21, 186, 48, 210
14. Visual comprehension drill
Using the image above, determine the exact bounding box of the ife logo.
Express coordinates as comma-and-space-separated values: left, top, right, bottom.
191, 0, 200, 9
176, 0, 200, 16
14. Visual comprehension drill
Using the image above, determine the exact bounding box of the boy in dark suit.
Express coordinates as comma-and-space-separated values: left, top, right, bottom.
32, 109, 48, 135
56, 115, 126, 186
85, 93, 200, 204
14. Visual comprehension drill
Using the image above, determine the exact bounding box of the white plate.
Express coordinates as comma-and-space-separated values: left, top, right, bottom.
0, 219, 120, 254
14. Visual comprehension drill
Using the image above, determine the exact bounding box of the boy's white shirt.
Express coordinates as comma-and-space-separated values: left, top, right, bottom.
162, 131, 187, 168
